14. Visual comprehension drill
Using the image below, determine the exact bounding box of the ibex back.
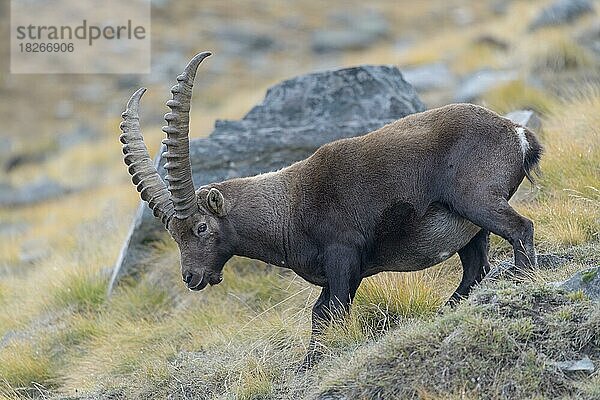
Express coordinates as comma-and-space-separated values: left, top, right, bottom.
119, 52, 542, 368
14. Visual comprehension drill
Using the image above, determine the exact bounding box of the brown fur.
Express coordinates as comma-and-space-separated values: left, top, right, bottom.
150, 103, 543, 368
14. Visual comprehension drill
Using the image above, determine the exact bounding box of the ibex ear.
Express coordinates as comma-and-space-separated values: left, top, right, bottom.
207, 188, 226, 216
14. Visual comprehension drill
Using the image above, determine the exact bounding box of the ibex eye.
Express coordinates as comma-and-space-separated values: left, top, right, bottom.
195, 223, 208, 236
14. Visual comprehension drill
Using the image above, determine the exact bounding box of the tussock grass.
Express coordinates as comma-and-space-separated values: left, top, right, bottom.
350, 268, 452, 335
451, 42, 504, 75
523, 196, 599, 246
0, 234, 22, 269
481, 79, 556, 115
52, 270, 107, 313
516, 86, 600, 249
530, 34, 595, 74
108, 282, 174, 322
316, 282, 600, 400
0, 341, 56, 396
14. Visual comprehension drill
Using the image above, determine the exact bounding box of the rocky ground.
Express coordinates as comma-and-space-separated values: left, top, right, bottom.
0, 0, 599, 399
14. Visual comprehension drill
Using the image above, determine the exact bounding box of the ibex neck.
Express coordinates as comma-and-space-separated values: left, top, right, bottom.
220, 172, 292, 266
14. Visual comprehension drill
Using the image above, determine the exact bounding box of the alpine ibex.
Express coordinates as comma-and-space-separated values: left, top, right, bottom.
119, 52, 542, 365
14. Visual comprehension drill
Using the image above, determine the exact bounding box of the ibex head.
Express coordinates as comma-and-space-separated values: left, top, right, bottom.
119, 52, 235, 290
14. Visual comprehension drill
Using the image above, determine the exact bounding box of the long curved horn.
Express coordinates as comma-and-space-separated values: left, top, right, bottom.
120, 88, 175, 227
162, 51, 211, 219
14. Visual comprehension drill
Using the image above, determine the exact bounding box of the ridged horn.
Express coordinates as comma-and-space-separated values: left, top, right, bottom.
162, 51, 211, 219
120, 88, 175, 227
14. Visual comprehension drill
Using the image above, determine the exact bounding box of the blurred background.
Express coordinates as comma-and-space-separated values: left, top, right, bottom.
0, 0, 599, 398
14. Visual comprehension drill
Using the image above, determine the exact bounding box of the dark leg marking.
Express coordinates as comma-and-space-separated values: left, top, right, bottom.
447, 229, 491, 306
299, 244, 362, 372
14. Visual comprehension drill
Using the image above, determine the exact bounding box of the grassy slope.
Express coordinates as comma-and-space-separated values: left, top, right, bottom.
316, 281, 600, 400
0, 1, 599, 399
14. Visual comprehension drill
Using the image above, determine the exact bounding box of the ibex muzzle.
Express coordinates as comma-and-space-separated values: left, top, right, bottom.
119, 52, 543, 368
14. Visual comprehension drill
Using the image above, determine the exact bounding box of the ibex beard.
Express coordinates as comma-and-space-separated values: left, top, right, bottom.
119, 52, 543, 369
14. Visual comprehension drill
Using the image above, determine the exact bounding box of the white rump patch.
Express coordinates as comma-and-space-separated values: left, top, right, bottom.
438, 251, 450, 260
515, 126, 529, 156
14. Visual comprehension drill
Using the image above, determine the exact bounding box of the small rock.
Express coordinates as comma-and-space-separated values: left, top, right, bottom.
0, 136, 14, 163
311, 30, 381, 53
551, 356, 595, 372
505, 109, 542, 133
491, 0, 509, 16
402, 63, 456, 92
312, 11, 389, 54
151, 0, 170, 9
213, 25, 276, 54
0, 177, 70, 207
536, 253, 571, 269
57, 124, 98, 150
4, 154, 39, 173
484, 260, 515, 281
318, 393, 349, 400
19, 239, 50, 264
0, 221, 29, 237
452, 7, 474, 26
328, 10, 390, 39
116, 75, 142, 90
74, 82, 108, 103
148, 50, 190, 85
559, 266, 600, 300
278, 16, 304, 30
454, 69, 518, 103
487, 253, 572, 280
529, 0, 595, 31
577, 21, 600, 57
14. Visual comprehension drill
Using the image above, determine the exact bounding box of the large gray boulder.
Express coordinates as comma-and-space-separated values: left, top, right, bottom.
109, 65, 425, 292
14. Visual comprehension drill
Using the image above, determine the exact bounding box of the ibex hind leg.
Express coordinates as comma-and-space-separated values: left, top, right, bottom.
447, 229, 491, 306
453, 196, 536, 276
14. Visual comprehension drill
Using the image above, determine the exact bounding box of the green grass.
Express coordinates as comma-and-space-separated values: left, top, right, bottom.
582, 269, 597, 284
52, 270, 107, 313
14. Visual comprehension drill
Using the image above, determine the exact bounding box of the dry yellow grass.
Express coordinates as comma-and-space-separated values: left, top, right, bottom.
481, 79, 556, 115
521, 87, 600, 248
0, 341, 56, 394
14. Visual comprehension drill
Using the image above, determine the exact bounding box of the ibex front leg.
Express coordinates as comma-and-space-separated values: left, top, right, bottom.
299, 245, 362, 371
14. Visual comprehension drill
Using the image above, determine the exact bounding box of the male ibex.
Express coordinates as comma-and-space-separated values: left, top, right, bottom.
119, 52, 542, 365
